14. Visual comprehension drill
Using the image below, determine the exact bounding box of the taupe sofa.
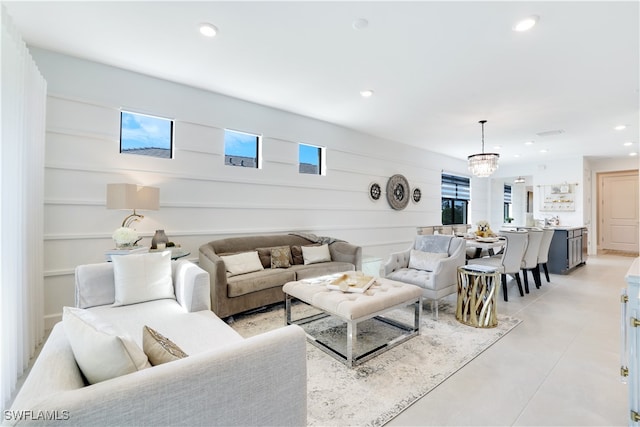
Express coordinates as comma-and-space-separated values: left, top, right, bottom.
199, 234, 362, 318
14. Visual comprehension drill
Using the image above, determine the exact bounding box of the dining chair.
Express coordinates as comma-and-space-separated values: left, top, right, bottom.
537, 227, 555, 283
521, 228, 544, 292
470, 230, 528, 301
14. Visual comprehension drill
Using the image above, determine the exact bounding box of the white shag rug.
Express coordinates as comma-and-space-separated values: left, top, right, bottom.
230, 301, 521, 427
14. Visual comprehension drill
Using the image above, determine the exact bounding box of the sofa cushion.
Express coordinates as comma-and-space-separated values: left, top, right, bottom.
112, 251, 174, 306
256, 246, 293, 269
89, 299, 244, 355
414, 235, 454, 253
408, 250, 448, 271
302, 244, 331, 265
386, 268, 436, 290
291, 262, 355, 280
221, 251, 264, 276
227, 269, 297, 297
143, 325, 188, 366
63, 307, 150, 384
290, 245, 305, 265
271, 246, 292, 268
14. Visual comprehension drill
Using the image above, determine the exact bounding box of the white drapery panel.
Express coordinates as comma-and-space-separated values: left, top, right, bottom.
1, 6, 46, 411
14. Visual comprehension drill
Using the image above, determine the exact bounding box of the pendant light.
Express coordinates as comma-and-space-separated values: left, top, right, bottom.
468, 120, 500, 177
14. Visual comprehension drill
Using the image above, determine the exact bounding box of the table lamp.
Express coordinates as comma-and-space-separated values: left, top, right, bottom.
106, 183, 159, 227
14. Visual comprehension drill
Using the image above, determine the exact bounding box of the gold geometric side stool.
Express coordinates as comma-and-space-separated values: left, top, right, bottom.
456, 265, 500, 328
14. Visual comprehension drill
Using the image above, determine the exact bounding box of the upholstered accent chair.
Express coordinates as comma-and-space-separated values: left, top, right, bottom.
537, 227, 555, 283
470, 230, 529, 301
383, 235, 466, 319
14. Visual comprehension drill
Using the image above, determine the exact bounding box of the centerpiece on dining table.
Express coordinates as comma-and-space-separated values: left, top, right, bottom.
474, 220, 499, 242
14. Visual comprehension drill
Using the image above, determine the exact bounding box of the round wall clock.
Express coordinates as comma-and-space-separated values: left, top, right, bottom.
368, 182, 382, 201
412, 187, 422, 203
386, 174, 410, 210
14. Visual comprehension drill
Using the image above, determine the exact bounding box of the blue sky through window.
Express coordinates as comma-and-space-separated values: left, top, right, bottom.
224, 129, 258, 157
299, 143, 320, 166
121, 111, 172, 151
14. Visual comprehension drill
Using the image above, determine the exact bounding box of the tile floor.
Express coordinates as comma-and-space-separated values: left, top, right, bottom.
388, 254, 634, 426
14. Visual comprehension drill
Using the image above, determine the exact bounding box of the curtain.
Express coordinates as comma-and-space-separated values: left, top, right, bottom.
1, 6, 46, 411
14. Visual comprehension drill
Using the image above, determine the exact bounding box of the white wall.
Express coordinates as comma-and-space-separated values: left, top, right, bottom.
32, 48, 470, 327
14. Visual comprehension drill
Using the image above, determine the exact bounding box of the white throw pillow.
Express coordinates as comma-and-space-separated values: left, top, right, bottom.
112, 251, 174, 306
302, 244, 332, 265
408, 250, 448, 271
62, 307, 150, 384
220, 251, 264, 276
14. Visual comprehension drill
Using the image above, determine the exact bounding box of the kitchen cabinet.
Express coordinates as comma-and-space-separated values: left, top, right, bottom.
621, 258, 640, 424
547, 227, 588, 274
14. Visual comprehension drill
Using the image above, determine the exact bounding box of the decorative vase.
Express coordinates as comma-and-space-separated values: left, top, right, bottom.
151, 230, 168, 249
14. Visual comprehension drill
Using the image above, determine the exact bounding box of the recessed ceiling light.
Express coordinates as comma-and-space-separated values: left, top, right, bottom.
524, 141, 534, 145
630, 152, 638, 157
514, 154, 521, 158
513, 15, 539, 32
352, 18, 369, 30
360, 89, 374, 98
199, 23, 218, 38
615, 125, 627, 130
540, 149, 548, 153
624, 142, 633, 146
493, 145, 502, 150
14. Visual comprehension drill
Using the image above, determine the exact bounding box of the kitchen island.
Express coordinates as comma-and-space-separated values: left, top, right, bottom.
547, 226, 588, 274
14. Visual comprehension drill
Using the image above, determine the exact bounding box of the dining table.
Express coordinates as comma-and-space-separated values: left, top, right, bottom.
464, 237, 506, 259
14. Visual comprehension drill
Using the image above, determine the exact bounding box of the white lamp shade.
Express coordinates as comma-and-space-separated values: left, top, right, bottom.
106, 184, 159, 211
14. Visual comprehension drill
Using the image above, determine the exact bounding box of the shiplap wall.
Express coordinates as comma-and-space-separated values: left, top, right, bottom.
32, 48, 469, 327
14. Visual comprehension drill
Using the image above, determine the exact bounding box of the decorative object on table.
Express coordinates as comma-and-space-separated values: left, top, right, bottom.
368, 182, 381, 201
106, 183, 160, 227
326, 272, 376, 293
474, 220, 494, 238
151, 229, 169, 250
112, 227, 140, 249
386, 174, 410, 210
104, 246, 149, 262
468, 119, 499, 177
412, 187, 422, 203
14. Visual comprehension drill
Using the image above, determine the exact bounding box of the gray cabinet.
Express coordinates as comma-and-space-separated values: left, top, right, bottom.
548, 227, 587, 274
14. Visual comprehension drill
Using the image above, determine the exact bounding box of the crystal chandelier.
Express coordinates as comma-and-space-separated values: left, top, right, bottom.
468, 120, 499, 177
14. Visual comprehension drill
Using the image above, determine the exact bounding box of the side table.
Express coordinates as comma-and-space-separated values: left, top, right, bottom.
456, 265, 500, 328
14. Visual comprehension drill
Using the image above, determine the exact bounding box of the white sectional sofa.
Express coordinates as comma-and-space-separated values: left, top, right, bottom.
6, 258, 307, 426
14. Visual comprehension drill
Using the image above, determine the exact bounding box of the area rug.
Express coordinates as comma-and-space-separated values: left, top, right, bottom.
230, 301, 521, 427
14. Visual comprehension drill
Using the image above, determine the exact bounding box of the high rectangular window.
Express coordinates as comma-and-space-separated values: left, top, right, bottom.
224, 129, 261, 168
441, 174, 470, 225
299, 143, 325, 175
504, 184, 513, 222
120, 111, 173, 159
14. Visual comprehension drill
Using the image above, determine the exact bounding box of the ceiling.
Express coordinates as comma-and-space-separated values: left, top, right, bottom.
4, 1, 639, 167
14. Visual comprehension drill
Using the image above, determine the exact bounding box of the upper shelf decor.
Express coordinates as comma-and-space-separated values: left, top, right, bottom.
539, 182, 577, 211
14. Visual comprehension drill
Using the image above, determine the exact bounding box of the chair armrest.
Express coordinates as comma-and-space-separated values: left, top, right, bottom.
198, 244, 229, 317
431, 241, 466, 287
173, 260, 211, 312
383, 249, 411, 276
8, 325, 307, 427
329, 241, 362, 270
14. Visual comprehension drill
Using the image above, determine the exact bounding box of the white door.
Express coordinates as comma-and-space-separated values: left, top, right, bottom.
599, 170, 639, 252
